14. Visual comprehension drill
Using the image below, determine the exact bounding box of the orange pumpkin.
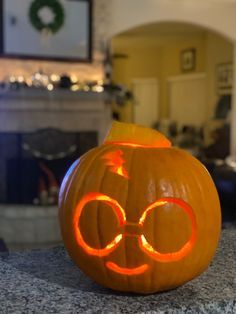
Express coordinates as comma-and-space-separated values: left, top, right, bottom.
59, 122, 221, 294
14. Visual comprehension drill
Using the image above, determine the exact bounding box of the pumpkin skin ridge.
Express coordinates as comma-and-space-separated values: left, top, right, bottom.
59, 157, 84, 247
99, 143, 151, 291
59, 158, 80, 211
166, 149, 221, 287
150, 155, 156, 291
131, 146, 219, 291
126, 149, 151, 293
59, 145, 113, 285
133, 148, 156, 292
59, 142, 221, 294
125, 148, 141, 291
94, 170, 110, 282
172, 151, 221, 284
188, 159, 220, 278
118, 146, 192, 292
140, 152, 194, 290
82, 145, 123, 284
96, 163, 124, 284
71, 145, 110, 207
79, 144, 135, 287
175, 148, 221, 263
99, 144, 127, 288
156, 149, 195, 288
129, 150, 212, 290
101, 146, 139, 290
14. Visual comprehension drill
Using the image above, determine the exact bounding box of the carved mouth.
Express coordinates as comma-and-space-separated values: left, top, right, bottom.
106, 261, 149, 275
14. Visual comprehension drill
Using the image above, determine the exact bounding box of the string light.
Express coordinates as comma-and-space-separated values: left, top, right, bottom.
70, 75, 78, 84
17, 76, 24, 83
26, 78, 33, 87
7, 70, 132, 105
71, 84, 79, 92
47, 83, 54, 91
9, 76, 16, 83
50, 74, 60, 82
92, 85, 104, 93
83, 85, 90, 91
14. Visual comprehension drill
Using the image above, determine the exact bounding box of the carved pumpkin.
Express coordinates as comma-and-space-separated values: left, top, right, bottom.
59, 122, 221, 294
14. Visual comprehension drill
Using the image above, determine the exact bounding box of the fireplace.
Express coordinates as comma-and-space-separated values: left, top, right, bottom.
0, 89, 111, 203
0, 89, 111, 249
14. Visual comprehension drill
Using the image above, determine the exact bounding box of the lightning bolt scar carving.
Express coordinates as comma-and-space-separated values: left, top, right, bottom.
102, 150, 129, 179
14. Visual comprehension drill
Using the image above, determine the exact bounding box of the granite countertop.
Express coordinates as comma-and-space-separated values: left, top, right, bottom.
0, 227, 235, 314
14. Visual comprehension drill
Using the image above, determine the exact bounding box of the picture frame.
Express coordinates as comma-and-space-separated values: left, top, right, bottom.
0, 0, 92, 63
180, 48, 196, 72
216, 62, 233, 94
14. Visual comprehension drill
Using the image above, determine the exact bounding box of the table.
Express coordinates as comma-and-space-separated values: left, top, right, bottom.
0, 227, 235, 313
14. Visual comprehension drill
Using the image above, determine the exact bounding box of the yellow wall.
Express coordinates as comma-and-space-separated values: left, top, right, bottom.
159, 34, 206, 118
112, 37, 161, 122
205, 32, 233, 118
112, 30, 232, 123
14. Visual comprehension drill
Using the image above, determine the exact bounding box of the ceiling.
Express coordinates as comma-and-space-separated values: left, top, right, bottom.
117, 22, 206, 38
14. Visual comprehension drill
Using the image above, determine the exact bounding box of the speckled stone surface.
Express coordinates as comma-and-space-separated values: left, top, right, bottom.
0, 228, 235, 314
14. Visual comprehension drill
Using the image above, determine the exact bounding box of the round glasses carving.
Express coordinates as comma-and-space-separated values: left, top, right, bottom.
74, 193, 197, 263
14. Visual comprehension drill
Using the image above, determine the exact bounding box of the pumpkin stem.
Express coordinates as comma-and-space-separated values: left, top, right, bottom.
104, 121, 172, 148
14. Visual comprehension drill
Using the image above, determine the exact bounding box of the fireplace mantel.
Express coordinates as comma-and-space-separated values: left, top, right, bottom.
0, 89, 112, 143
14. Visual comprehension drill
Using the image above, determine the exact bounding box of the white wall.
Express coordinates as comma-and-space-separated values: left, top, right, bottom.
109, 0, 236, 41
0, 0, 112, 81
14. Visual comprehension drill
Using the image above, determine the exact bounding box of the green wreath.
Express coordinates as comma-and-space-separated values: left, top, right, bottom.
29, 0, 65, 34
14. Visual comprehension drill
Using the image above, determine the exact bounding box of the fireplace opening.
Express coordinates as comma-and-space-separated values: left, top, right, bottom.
0, 129, 97, 205
6, 158, 75, 205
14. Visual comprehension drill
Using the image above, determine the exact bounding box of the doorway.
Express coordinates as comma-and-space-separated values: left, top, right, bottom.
132, 78, 159, 127
168, 73, 207, 128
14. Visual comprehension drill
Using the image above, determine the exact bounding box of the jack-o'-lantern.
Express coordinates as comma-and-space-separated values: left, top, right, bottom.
59, 121, 221, 294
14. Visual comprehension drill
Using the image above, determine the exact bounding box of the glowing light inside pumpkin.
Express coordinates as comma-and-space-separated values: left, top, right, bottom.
139, 200, 168, 225
105, 141, 171, 148
102, 150, 129, 179
106, 261, 149, 275
138, 198, 197, 262
73, 193, 126, 256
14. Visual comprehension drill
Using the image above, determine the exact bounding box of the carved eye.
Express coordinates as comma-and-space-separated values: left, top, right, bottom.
138, 198, 197, 262
73, 193, 126, 256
